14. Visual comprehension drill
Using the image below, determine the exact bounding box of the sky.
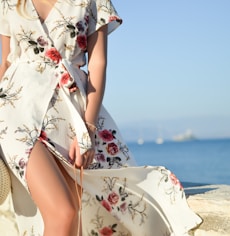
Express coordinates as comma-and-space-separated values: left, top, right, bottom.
103, 0, 230, 141
1, 0, 230, 142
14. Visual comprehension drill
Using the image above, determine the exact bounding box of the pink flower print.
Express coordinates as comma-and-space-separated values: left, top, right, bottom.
106, 142, 119, 155
101, 200, 112, 212
98, 129, 114, 142
60, 72, 71, 86
37, 36, 48, 46
45, 48, 62, 63
39, 130, 47, 142
109, 15, 122, 24
120, 202, 127, 213
170, 173, 183, 190
69, 81, 79, 93
19, 158, 26, 169
26, 148, 33, 155
77, 34, 87, 50
108, 192, 119, 205
99, 226, 114, 236
95, 153, 105, 162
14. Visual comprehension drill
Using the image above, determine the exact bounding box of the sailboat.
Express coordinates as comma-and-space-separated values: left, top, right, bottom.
155, 137, 164, 144
155, 125, 164, 144
137, 137, 144, 145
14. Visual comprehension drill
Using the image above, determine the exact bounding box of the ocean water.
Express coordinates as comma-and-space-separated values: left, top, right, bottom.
127, 138, 230, 185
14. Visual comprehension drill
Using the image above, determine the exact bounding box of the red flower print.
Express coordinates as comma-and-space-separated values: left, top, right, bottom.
69, 81, 79, 93
60, 72, 71, 85
170, 173, 183, 189
77, 34, 87, 50
39, 130, 47, 142
84, 15, 89, 24
106, 142, 119, 155
108, 192, 119, 205
98, 129, 114, 142
101, 200, 112, 212
45, 48, 62, 63
109, 16, 122, 24
99, 226, 113, 236
95, 153, 105, 162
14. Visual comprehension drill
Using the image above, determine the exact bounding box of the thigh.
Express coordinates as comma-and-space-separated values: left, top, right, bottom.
26, 141, 76, 219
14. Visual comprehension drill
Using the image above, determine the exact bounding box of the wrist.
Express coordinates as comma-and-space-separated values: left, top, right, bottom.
85, 121, 97, 133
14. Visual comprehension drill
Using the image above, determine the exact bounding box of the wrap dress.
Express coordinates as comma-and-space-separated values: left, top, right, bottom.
0, 0, 202, 235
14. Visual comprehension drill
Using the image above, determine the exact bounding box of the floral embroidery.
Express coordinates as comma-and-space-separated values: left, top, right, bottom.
40, 115, 65, 140
17, 28, 49, 55
96, 177, 147, 225
170, 173, 183, 190
98, 129, 114, 142
0, 121, 8, 140
89, 116, 132, 169
1, 0, 15, 12
0, 83, 23, 108
106, 142, 119, 155
89, 208, 119, 236
60, 72, 71, 85
8, 155, 27, 178
160, 168, 185, 203
99, 225, 117, 236
50, 14, 88, 51
45, 47, 62, 63
76, 34, 87, 50
109, 15, 122, 24
15, 125, 39, 147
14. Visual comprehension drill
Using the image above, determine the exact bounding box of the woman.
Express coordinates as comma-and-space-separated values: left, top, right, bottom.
0, 0, 202, 235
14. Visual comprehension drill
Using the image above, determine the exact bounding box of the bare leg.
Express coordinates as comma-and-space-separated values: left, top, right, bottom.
56, 159, 82, 235
26, 141, 81, 236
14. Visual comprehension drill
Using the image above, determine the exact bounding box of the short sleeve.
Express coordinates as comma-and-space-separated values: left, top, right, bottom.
0, 5, 11, 36
88, 0, 122, 36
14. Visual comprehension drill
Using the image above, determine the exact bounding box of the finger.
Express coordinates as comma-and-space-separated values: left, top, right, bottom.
84, 149, 95, 169
74, 145, 83, 168
69, 139, 76, 162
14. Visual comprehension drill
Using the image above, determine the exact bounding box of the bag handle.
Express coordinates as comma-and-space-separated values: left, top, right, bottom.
74, 166, 83, 236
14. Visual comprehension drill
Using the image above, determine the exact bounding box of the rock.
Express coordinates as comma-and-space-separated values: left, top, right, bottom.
0, 193, 19, 235
186, 184, 230, 236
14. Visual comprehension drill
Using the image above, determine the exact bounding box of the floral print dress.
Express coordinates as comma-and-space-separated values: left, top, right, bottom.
0, 0, 202, 235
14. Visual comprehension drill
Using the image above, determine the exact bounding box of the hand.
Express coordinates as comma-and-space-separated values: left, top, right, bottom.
69, 134, 95, 169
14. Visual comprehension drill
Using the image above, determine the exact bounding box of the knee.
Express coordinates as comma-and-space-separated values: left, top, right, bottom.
57, 203, 77, 225
44, 202, 78, 230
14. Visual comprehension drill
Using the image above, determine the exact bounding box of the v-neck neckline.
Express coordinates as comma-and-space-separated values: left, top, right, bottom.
30, 0, 59, 24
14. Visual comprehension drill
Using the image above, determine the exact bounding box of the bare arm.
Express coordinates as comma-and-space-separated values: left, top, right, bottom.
0, 35, 10, 81
84, 25, 108, 125
69, 25, 108, 168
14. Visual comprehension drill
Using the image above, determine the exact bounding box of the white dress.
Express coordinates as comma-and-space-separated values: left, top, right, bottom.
0, 0, 202, 235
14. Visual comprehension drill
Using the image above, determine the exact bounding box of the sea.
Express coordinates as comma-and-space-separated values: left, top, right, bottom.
127, 138, 230, 186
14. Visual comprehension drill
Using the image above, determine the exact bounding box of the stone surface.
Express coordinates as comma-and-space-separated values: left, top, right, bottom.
1, 184, 230, 235
186, 184, 230, 236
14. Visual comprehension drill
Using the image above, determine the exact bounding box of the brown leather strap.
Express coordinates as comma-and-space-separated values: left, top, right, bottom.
74, 166, 83, 236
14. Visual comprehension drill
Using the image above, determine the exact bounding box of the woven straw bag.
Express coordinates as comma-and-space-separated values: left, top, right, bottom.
0, 158, 11, 204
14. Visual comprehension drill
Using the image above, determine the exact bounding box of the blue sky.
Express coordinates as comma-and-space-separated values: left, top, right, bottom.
104, 0, 230, 141
0, 0, 229, 141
